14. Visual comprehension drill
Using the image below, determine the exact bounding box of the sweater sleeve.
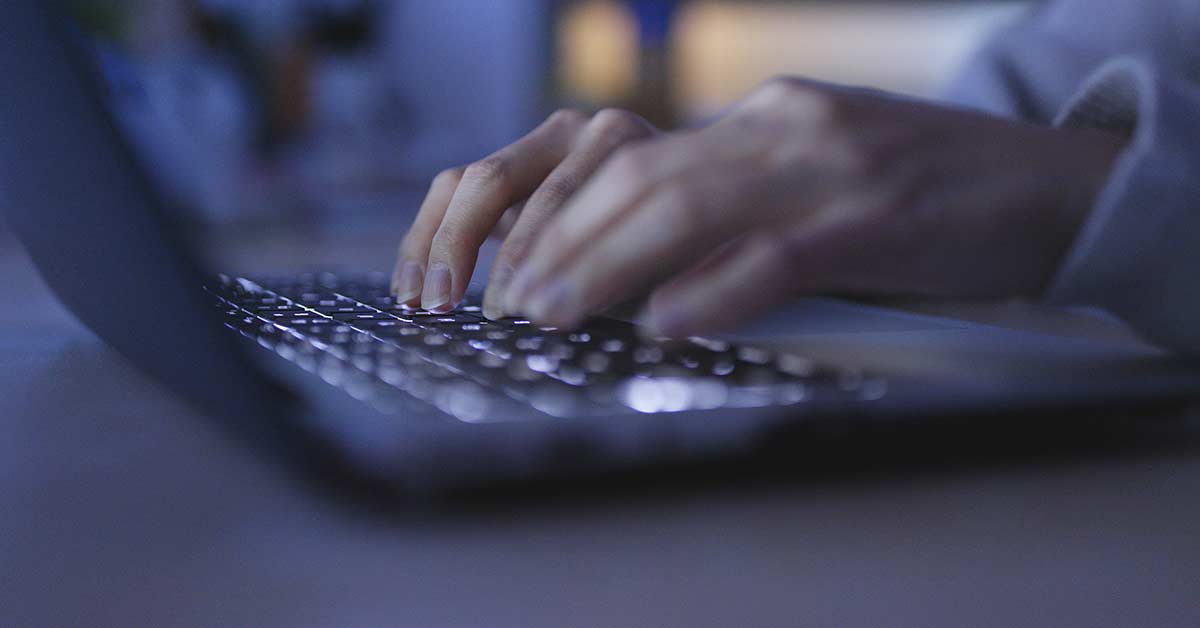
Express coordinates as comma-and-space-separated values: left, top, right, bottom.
942, 0, 1200, 123
1044, 55, 1200, 353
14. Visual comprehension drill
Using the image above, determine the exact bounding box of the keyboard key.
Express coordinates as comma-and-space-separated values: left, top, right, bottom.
601, 339, 626, 353
737, 346, 772, 365
330, 312, 392, 322
525, 354, 560, 374
633, 345, 664, 364
412, 314, 485, 325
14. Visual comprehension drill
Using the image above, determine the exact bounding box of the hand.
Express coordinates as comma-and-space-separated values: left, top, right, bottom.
494, 77, 1126, 335
391, 108, 659, 317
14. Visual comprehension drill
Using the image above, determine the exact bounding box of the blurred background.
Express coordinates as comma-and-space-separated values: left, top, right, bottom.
26, 0, 1032, 248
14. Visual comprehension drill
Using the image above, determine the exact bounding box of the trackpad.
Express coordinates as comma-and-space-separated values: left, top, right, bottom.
729, 297, 965, 338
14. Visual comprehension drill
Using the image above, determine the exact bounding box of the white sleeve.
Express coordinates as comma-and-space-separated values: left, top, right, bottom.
942, 0, 1200, 123
1044, 55, 1200, 353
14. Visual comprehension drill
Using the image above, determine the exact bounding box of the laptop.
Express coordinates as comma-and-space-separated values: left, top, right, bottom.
3, 2, 1198, 494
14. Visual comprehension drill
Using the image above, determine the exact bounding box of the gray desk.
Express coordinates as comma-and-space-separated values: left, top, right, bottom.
2, 233, 1199, 628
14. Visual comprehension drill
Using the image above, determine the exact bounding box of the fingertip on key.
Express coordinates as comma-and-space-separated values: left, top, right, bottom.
638, 301, 692, 339
503, 265, 539, 315
421, 262, 453, 312
525, 278, 581, 327
482, 265, 514, 320
393, 260, 424, 304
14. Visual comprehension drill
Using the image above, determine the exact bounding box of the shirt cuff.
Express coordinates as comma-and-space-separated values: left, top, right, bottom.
1045, 55, 1200, 353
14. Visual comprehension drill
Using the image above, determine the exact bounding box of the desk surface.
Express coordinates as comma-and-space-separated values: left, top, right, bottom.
2, 232, 1199, 628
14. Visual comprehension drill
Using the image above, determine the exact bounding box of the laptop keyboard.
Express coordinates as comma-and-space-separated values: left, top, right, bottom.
208, 272, 887, 422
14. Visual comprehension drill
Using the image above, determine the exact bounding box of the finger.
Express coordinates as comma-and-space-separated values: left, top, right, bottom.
421, 109, 587, 312
503, 123, 771, 314
482, 109, 656, 320
644, 237, 747, 308
519, 159, 792, 327
489, 202, 525, 241
392, 166, 464, 305
639, 235, 799, 337
639, 213, 866, 337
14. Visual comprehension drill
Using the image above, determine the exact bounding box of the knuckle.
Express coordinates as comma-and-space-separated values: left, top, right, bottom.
748, 76, 807, 110
589, 108, 649, 139
748, 77, 841, 127
547, 107, 588, 129
464, 157, 511, 193
534, 173, 580, 207
432, 166, 465, 188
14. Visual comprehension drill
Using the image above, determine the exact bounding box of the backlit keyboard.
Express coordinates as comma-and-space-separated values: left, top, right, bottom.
209, 272, 886, 422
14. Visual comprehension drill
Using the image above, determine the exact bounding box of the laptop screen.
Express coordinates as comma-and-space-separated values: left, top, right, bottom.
0, 1, 296, 429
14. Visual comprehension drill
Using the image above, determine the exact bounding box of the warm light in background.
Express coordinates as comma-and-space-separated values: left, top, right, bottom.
558, 0, 640, 103
559, 0, 1031, 121
675, 1, 1029, 115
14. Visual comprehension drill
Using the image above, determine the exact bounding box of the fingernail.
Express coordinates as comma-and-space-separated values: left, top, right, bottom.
526, 278, 577, 324
421, 262, 453, 312
393, 261, 424, 304
504, 265, 540, 314
482, 265, 513, 320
